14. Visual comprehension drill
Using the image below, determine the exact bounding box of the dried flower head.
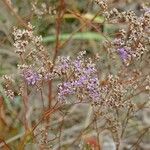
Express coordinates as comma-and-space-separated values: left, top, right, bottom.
2, 75, 15, 100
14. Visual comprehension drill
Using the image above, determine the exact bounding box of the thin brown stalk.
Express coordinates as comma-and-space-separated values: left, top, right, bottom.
48, 0, 65, 109
93, 107, 101, 150
0, 138, 11, 150
2, 0, 30, 30
130, 127, 150, 150
18, 54, 30, 133
22, 84, 30, 132
59, 9, 103, 49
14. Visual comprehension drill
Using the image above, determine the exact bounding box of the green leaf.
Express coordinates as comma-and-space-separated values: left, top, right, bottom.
43, 32, 107, 42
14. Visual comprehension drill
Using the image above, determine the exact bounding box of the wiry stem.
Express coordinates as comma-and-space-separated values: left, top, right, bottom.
2, 0, 30, 30
48, 0, 65, 108
22, 82, 30, 132
19, 54, 30, 132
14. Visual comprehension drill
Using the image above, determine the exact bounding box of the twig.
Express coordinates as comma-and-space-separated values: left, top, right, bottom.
2, 0, 30, 30
130, 127, 150, 150
0, 132, 25, 148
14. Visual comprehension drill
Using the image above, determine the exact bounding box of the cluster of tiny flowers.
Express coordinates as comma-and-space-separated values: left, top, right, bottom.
100, 75, 130, 109
2, 75, 15, 100
13, 23, 34, 55
57, 51, 100, 102
117, 47, 130, 62
55, 56, 71, 75
13, 23, 49, 66
12, 25, 101, 103
99, 3, 150, 65
32, 2, 56, 18
22, 68, 40, 85
94, 0, 108, 11
13, 23, 53, 87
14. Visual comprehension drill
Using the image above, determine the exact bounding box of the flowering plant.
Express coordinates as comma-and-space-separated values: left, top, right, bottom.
0, 0, 150, 149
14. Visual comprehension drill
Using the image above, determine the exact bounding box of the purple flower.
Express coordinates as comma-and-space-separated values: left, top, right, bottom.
23, 69, 39, 85
87, 77, 100, 101
57, 56, 70, 74
57, 53, 101, 102
58, 82, 75, 100
84, 63, 96, 75
73, 59, 83, 72
118, 48, 128, 61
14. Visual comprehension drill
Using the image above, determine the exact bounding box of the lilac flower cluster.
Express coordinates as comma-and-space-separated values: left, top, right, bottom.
57, 52, 100, 102
118, 48, 129, 62
22, 68, 40, 85
58, 82, 75, 100
56, 56, 71, 74
17, 51, 100, 102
